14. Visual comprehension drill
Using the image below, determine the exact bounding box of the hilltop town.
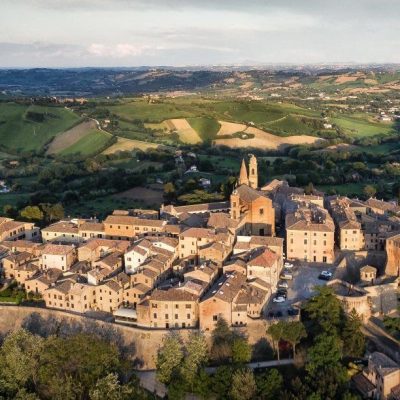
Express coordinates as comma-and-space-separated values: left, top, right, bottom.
1, 154, 400, 394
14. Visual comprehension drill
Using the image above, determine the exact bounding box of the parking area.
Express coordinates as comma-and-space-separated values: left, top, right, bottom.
265, 262, 336, 318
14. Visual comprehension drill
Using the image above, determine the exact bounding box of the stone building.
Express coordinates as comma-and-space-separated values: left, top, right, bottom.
286, 204, 335, 263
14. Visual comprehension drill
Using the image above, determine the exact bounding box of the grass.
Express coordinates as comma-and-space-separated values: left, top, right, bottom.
0, 102, 80, 152
333, 115, 393, 138
60, 130, 112, 156
265, 115, 321, 136
358, 142, 399, 155
187, 117, 221, 143
64, 194, 145, 219
317, 183, 364, 196
0, 192, 31, 211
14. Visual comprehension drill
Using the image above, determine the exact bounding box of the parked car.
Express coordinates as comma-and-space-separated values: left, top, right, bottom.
278, 281, 289, 289
277, 289, 287, 297
280, 272, 293, 280
268, 311, 275, 318
318, 273, 331, 281
273, 296, 286, 303
287, 308, 299, 316
320, 270, 332, 277
276, 311, 283, 318
284, 262, 294, 269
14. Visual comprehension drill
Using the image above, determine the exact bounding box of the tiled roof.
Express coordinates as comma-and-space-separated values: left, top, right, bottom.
180, 227, 216, 239
151, 288, 198, 302
42, 243, 75, 255
79, 222, 104, 232
247, 247, 278, 268
42, 222, 78, 234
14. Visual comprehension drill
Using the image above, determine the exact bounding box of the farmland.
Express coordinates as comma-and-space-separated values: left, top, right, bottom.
59, 130, 112, 157
0, 102, 80, 152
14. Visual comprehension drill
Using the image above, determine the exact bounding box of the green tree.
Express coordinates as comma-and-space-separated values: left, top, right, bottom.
256, 368, 283, 400
282, 321, 307, 359
192, 368, 212, 399
267, 322, 285, 360
0, 329, 44, 396
181, 332, 208, 391
232, 336, 252, 364
211, 317, 233, 362
304, 286, 343, 334
163, 182, 176, 201
89, 374, 133, 400
229, 368, 257, 400
363, 184, 376, 198
37, 334, 120, 400
20, 206, 44, 222
304, 182, 314, 195
342, 309, 365, 358
306, 334, 347, 399
306, 333, 342, 375
212, 366, 233, 400
156, 333, 183, 385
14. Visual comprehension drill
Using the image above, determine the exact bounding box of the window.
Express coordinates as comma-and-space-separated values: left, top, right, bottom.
213, 315, 218, 321
259, 208, 264, 216
187, 314, 191, 319
175, 314, 178, 319
153, 313, 157, 319
304, 239, 307, 244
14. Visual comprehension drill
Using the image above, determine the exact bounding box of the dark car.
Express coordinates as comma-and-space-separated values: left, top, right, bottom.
277, 289, 287, 298
268, 311, 275, 318
318, 274, 331, 281
287, 308, 299, 316
276, 311, 283, 318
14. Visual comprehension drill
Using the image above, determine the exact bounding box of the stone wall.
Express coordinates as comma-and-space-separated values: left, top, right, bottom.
0, 306, 270, 370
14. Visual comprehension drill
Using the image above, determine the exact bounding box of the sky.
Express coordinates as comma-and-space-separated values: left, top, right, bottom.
0, 0, 399, 67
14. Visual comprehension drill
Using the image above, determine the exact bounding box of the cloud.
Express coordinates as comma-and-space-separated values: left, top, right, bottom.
87, 43, 151, 58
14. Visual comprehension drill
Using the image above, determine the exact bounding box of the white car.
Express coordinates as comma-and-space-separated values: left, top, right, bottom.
321, 270, 332, 277
284, 262, 294, 269
273, 296, 286, 303
278, 281, 289, 289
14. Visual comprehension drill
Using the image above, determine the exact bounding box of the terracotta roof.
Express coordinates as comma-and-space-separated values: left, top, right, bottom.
366, 198, 400, 213
247, 247, 278, 268
104, 280, 122, 292
180, 227, 216, 239
42, 243, 75, 256
233, 184, 266, 203
151, 288, 198, 302
286, 205, 334, 232
207, 213, 238, 230
42, 222, 78, 234
79, 222, 104, 232
169, 201, 230, 215
104, 215, 165, 227
4, 251, 33, 263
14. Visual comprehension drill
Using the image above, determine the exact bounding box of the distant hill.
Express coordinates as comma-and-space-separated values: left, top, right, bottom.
0, 66, 399, 97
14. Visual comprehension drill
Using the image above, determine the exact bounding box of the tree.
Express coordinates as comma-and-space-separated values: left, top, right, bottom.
306, 334, 347, 399
163, 182, 176, 202
181, 332, 208, 391
363, 184, 376, 198
0, 329, 44, 396
304, 286, 343, 334
229, 368, 257, 400
40, 203, 64, 223
267, 322, 285, 360
211, 317, 233, 362
20, 206, 44, 222
37, 334, 120, 400
342, 309, 365, 358
282, 321, 307, 359
306, 333, 343, 376
256, 368, 283, 399
211, 366, 233, 400
155, 333, 183, 385
304, 182, 314, 195
89, 374, 133, 400
232, 336, 252, 364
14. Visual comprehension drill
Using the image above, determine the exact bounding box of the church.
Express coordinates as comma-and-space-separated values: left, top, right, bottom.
230, 155, 275, 236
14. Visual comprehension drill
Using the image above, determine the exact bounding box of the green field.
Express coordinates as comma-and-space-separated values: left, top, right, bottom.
317, 183, 364, 196
60, 130, 112, 156
187, 117, 221, 143
0, 102, 80, 152
333, 115, 393, 137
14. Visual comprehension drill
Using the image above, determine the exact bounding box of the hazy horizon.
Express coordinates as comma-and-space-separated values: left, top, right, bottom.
1, 0, 399, 68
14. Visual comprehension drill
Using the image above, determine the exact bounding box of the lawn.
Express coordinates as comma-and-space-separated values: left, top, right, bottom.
0, 102, 80, 152
187, 117, 221, 143
60, 130, 112, 156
